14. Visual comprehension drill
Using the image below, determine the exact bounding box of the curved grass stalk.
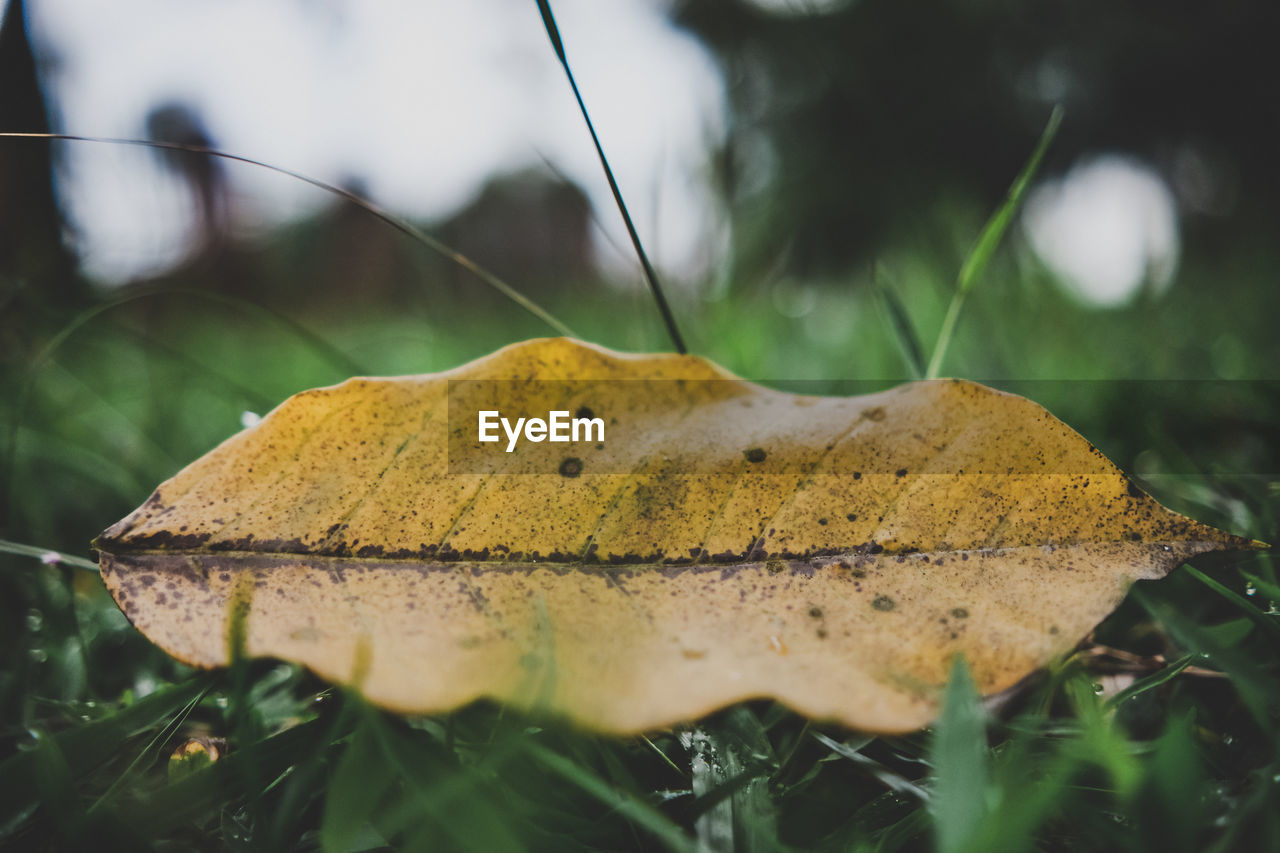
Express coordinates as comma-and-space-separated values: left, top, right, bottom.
0, 132, 578, 339
925, 106, 1063, 380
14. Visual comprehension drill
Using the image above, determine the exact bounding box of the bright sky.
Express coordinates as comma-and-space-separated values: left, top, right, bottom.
26, 0, 728, 284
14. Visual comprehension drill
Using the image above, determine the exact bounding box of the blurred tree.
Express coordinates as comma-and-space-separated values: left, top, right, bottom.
673, 0, 1280, 282
146, 101, 230, 255
438, 169, 594, 294
0, 0, 81, 328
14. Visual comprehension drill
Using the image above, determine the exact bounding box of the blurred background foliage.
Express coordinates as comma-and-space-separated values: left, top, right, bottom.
1, 0, 1277, 849
680, 0, 1280, 277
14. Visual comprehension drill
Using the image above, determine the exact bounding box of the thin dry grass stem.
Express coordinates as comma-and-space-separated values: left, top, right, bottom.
1075, 640, 1227, 679
0, 131, 578, 338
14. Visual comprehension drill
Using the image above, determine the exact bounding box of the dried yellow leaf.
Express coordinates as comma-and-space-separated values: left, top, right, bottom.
95, 338, 1254, 733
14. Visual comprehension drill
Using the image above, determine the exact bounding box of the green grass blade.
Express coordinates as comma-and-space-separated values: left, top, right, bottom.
3, 285, 365, 524
25, 731, 80, 840
1062, 670, 1140, 795
813, 732, 929, 801
524, 739, 695, 853
1103, 653, 1195, 711
640, 733, 688, 779
925, 106, 1063, 379
686, 730, 738, 851
361, 709, 527, 851
1133, 586, 1280, 732
968, 745, 1077, 852
1183, 564, 1280, 643
0, 538, 99, 572
682, 717, 781, 853
321, 713, 394, 853
0, 675, 214, 827
88, 681, 212, 813
119, 717, 329, 836
929, 656, 988, 853
873, 264, 926, 380
1134, 710, 1207, 853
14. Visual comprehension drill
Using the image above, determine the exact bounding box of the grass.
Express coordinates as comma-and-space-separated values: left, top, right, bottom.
2, 230, 1276, 850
